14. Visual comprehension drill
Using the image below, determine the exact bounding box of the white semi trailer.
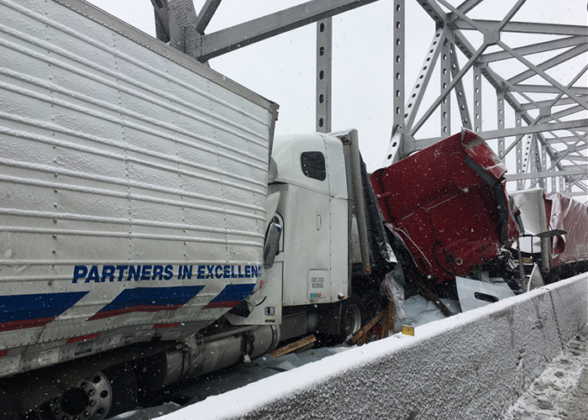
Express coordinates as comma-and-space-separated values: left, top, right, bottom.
0, 1, 390, 418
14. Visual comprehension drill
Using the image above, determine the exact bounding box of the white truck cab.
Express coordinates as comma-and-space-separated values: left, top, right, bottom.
229, 130, 393, 342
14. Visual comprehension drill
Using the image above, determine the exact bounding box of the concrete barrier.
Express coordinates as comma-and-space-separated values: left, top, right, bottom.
163, 273, 588, 420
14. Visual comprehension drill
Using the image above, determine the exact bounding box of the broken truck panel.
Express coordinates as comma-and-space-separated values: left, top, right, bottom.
455, 276, 515, 312
370, 130, 519, 284
548, 193, 588, 269
510, 189, 588, 274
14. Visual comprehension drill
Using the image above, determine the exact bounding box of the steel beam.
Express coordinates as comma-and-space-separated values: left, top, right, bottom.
506, 167, 587, 181
479, 36, 588, 63
415, 0, 446, 25
544, 136, 588, 144
454, 0, 484, 16
497, 90, 505, 158
449, 43, 472, 130
405, 29, 446, 131
316, 18, 332, 133
383, 0, 407, 165
519, 95, 588, 111
513, 85, 588, 95
561, 191, 588, 198
410, 44, 486, 136
152, 0, 171, 43
441, 39, 452, 137
515, 112, 524, 190
533, 135, 545, 188
501, 42, 588, 111
450, 30, 577, 176
197, 0, 381, 62
473, 64, 482, 134
194, 0, 222, 34
415, 119, 588, 147
392, 0, 405, 136
507, 44, 588, 85
561, 155, 588, 162
452, 20, 588, 36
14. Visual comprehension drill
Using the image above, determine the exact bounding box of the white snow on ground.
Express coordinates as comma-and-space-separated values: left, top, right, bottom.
503, 324, 588, 420
157, 289, 541, 420
396, 295, 461, 331
113, 275, 587, 420
116, 293, 478, 419
111, 295, 461, 419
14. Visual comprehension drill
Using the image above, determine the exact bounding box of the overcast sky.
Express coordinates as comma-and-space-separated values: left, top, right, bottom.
85, 0, 587, 173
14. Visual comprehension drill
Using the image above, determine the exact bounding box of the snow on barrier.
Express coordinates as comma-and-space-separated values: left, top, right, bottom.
162, 273, 588, 420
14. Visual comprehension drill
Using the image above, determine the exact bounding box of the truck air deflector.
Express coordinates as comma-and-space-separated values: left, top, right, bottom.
0, 291, 88, 331
203, 283, 256, 309
87, 286, 205, 321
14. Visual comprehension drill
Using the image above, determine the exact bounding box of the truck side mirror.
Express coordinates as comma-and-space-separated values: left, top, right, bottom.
264, 219, 282, 269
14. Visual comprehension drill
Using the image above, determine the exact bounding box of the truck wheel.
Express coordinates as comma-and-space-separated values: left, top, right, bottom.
33, 372, 112, 420
103, 365, 138, 418
339, 296, 362, 340
361, 291, 382, 325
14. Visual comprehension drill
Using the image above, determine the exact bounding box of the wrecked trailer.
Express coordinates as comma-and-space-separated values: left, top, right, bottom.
370, 129, 521, 298
511, 189, 588, 283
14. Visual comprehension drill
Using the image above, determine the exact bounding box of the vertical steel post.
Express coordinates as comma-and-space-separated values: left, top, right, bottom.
473, 65, 482, 134
448, 44, 472, 130
541, 139, 548, 190
441, 39, 452, 137
316, 18, 332, 133
393, 0, 405, 152
497, 91, 505, 159
515, 112, 524, 190
522, 134, 533, 190
533, 135, 545, 189
383, 0, 406, 166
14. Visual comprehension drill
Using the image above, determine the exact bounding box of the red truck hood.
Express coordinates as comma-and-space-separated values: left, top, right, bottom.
371, 130, 519, 283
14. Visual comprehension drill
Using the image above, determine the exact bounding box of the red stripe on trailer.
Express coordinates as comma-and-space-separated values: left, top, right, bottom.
202, 301, 240, 309
66, 333, 99, 344
0, 317, 57, 332
88, 304, 184, 321
0, 350, 8, 357
153, 323, 179, 329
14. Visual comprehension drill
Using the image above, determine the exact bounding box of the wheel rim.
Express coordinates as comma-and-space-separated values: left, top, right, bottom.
363, 299, 380, 322
343, 303, 362, 336
38, 372, 112, 420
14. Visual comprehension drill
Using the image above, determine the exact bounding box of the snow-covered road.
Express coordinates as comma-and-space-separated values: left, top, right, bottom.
504, 324, 588, 420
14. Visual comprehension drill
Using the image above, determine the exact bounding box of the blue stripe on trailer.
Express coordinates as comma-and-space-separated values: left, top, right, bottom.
0, 292, 89, 331
88, 286, 205, 320
203, 283, 256, 309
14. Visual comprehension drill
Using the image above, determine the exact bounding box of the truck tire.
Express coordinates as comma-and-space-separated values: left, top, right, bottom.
339, 296, 363, 340
361, 291, 382, 325
32, 372, 114, 420
103, 365, 138, 418
315, 296, 363, 346
0, 388, 21, 420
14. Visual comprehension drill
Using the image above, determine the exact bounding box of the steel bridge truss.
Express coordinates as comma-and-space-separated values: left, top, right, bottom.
151, 0, 588, 198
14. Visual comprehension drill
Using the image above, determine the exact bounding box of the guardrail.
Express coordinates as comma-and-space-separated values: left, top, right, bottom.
162, 273, 588, 420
